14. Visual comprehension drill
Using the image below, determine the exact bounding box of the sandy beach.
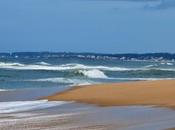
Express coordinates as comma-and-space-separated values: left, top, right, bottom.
47, 80, 175, 108
1, 80, 175, 130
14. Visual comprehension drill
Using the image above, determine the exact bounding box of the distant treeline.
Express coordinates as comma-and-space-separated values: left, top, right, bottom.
0, 52, 175, 61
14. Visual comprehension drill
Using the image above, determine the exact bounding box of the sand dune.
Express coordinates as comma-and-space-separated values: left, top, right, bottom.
47, 80, 175, 108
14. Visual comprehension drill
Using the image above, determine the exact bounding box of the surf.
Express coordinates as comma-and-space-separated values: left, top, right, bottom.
1, 62, 174, 71
0, 100, 71, 114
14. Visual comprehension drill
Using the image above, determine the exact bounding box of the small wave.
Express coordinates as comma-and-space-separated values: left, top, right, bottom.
0, 62, 135, 71
0, 62, 175, 72
0, 89, 7, 91
29, 77, 96, 86
153, 68, 175, 71
78, 69, 108, 79
0, 62, 24, 67
0, 100, 70, 114
27, 77, 175, 85
37, 62, 51, 66
167, 62, 174, 66
144, 64, 158, 68
160, 62, 174, 66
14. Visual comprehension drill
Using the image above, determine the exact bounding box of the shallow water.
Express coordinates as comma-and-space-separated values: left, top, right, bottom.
0, 102, 175, 130
0, 87, 68, 102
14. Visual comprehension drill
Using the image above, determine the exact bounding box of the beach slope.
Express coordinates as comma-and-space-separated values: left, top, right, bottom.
47, 80, 175, 108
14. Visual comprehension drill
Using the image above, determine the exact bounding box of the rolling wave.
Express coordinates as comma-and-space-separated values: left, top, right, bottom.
29, 77, 96, 86
77, 69, 108, 79
0, 62, 175, 72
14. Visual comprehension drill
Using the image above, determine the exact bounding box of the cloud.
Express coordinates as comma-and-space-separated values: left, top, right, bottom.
144, 0, 175, 10
84, 0, 175, 10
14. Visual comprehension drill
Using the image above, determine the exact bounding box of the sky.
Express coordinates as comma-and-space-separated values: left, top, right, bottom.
0, 0, 175, 53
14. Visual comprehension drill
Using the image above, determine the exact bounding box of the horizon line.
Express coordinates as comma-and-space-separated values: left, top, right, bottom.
0, 51, 175, 55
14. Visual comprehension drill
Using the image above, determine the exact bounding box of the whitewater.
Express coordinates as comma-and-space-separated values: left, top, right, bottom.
0, 56, 175, 117
0, 60, 175, 90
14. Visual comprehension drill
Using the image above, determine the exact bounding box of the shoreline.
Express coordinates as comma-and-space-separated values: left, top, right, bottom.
1, 80, 175, 130
46, 80, 175, 109
1, 103, 175, 130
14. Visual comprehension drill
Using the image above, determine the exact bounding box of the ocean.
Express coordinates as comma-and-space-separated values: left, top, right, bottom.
0, 53, 175, 91
0, 53, 175, 130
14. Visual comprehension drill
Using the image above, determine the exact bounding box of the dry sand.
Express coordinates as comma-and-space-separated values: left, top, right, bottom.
47, 80, 175, 108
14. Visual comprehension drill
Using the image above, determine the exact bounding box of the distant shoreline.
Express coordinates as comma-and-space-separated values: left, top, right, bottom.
46, 80, 175, 109
0, 52, 175, 61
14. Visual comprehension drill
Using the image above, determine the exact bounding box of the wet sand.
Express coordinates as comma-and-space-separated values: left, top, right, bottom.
1, 80, 175, 130
1, 103, 175, 130
47, 80, 175, 108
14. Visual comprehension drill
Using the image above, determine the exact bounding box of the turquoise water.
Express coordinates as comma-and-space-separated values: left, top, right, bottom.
0, 56, 175, 90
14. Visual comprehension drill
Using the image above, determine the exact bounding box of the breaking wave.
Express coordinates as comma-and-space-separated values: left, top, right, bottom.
0, 62, 175, 72
77, 69, 108, 79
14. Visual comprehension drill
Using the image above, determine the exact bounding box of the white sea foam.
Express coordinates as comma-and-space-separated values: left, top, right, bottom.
78, 69, 108, 79
27, 76, 175, 85
0, 62, 175, 72
0, 62, 24, 67
144, 64, 158, 68
0, 89, 7, 91
160, 62, 174, 66
167, 62, 174, 66
37, 62, 51, 66
0, 100, 70, 114
160, 62, 166, 65
30, 77, 96, 86
0, 62, 139, 71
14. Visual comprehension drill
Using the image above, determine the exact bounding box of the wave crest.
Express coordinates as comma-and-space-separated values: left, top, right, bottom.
78, 69, 108, 79
0, 62, 175, 72
0, 62, 24, 67
37, 62, 51, 66
0, 62, 129, 71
